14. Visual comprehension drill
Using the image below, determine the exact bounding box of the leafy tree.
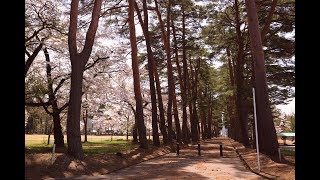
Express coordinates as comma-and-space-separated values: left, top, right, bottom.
25, 0, 70, 148
25, 0, 66, 77
285, 112, 295, 132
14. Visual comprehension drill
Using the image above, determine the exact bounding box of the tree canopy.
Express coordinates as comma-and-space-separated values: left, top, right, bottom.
25, 0, 295, 159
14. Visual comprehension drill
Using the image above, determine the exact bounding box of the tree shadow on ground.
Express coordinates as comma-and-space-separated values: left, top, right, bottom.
26, 138, 265, 179
26, 144, 174, 179
89, 138, 265, 180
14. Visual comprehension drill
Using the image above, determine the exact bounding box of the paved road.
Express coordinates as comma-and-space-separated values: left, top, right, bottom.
55, 138, 265, 180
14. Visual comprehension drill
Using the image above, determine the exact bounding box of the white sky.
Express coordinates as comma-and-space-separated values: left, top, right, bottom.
276, 98, 295, 115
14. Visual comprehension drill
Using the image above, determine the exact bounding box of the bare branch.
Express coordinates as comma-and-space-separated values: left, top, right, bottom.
25, 27, 45, 43
84, 56, 109, 71
53, 78, 68, 95
25, 48, 31, 58
25, 42, 43, 76
59, 102, 69, 112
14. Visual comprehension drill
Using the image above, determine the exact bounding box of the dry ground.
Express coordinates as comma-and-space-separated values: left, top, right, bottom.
25, 136, 295, 180
25, 145, 173, 179
229, 139, 295, 180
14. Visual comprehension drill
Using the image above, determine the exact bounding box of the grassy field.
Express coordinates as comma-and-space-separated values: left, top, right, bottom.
25, 134, 138, 154
25, 134, 133, 145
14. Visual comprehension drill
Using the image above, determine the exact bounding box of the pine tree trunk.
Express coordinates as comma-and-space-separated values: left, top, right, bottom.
181, 7, 191, 144
172, 94, 182, 144
245, 0, 279, 156
67, 0, 102, 160
128, 0, 148, 149
66, 58, 85, 159
200, 100, 208, 140
207, 96, 213, 139
142, 0, 160, 147
195, 59, 202, 139
189, 60, 200, 142
227, 96, 235, 139
213, 122, 219, 137
154, 63, 168, 144
172, 18, 189, 144
135, 1, 167, 145
226, 48, 236, 139
165, 0, 174, 143
234, 0, 249, 146
231, 55, 239, 140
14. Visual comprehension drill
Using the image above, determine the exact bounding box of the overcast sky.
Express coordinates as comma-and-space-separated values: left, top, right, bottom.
276, 98, 295, 115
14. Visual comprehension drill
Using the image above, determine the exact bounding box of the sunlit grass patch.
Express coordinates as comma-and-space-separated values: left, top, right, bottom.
82, 140, 138, 154
25, 134, 138, 154
281, 149, 295, 156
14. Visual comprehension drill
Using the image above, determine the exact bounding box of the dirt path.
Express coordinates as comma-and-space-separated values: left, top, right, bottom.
53, 138, 265, 179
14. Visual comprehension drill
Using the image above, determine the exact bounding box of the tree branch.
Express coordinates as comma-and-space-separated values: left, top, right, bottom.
124, 100, 136, 115
68, 0, 80, 57
101, 4, 128, 17
81, 0, 103, 63
84, 56, 109, 71
25, 48, 31, 58
59, 102, 69, 112
37, 96, 53, 115
261, 0, 278, 42
53, 56, 107, 95
25, 27, 45, 43
25, 42, 43, 76
53, 78, 67, 95
134, 0, 145, 33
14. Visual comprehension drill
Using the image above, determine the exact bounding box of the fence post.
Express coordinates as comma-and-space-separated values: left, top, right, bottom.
220, 144, 223, 157
198, 143, 201, 156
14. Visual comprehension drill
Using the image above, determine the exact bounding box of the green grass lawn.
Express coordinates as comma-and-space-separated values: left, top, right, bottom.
25, 134, 138, 154
82, 140, 138, 154
281, 148, 295, 156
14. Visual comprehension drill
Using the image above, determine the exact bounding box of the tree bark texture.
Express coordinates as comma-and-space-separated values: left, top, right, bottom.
165, 0, 174, 142
181, 7, 191, 144
234, 0, 249, 146
245, 0, 279, 156
44, 47, 65, 148
189, 59, 200, 142
154, 62, 168, 144
142, 0, 160, 147
67, 0, 102, 159
128, 0, 148, 149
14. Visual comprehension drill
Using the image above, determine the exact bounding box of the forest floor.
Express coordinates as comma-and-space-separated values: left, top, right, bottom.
25, 137, 295, 179
230, 138, 295, 179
